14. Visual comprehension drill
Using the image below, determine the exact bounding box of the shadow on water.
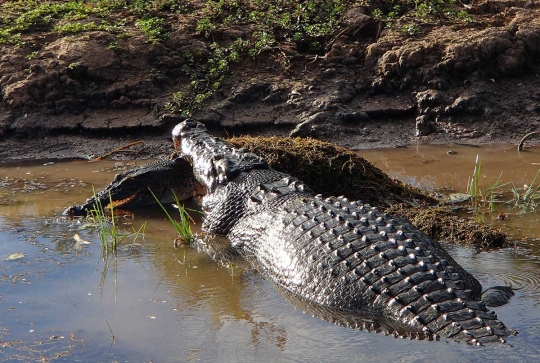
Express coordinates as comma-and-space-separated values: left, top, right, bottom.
1, 148, 540, 361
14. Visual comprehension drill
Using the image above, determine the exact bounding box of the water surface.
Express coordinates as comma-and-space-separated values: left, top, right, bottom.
1, 147, 540, 362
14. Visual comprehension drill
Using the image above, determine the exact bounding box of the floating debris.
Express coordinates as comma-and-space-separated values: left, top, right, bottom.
73, 234, 92, 249
4, 252, 25, 261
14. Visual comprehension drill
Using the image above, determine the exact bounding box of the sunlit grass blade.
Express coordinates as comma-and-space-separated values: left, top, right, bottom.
131, 221, 147, 245
87, 187, 131, 253
149, 188, 195, 246
467, 154, 482, 222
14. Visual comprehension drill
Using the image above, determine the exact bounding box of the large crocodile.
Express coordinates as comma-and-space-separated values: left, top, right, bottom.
66, 120, 516, 344
171, 120, 515, 345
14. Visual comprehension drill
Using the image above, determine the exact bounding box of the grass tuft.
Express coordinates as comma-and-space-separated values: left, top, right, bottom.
149, 188, 197, 246
511, 170, 540, 214
87, 187, 122, 253
87, 186, 147, 253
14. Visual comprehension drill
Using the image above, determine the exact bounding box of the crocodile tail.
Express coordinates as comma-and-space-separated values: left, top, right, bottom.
424, 298, 516, 345
481, 286, 515, 307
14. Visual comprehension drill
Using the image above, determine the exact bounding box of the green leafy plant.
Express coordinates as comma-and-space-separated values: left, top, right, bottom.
196, 18, 216, 37
25, 50, 38, 60
135, 16, 167, 44
400, 22, 421, 37
166, 38, 248, 115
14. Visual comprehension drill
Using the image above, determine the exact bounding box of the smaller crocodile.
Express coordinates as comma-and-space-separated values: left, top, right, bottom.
64, 158, 204, 216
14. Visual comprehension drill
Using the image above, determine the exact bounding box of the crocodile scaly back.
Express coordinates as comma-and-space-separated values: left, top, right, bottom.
174, 120, 516, 345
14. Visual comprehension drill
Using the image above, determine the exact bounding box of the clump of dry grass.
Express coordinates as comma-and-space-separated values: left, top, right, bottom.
384, 205, 506, 249
230, 136, 507, 249
230, 136, 436, 208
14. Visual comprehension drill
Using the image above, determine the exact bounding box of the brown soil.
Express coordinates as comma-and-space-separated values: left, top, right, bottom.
1, 1, 537, 248
0, 1, 539, 161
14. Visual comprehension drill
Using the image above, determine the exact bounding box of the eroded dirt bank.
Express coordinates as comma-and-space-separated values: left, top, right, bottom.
0, 1, 539, 162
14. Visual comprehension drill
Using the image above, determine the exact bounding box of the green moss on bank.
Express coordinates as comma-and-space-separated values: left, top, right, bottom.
1, 0, 477, 114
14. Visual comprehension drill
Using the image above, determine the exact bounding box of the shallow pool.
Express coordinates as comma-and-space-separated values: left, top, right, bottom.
1, 146, 540, 362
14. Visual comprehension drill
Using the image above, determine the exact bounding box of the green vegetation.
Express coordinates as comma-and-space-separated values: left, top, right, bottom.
165, 39, 248, 115
87, 188, 122, 253
149, 188, 197, 246
0, 0, 475, 114
87, 187, 147, 254
467, 154, 482, 221
465, 155, 540, 220
135, 16, 167, 44
511, 170, 540, 213
371, 0, 471, 22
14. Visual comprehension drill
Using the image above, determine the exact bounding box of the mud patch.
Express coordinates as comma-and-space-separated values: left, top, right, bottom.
385, 205, 506, 249
230, 136, 436, 207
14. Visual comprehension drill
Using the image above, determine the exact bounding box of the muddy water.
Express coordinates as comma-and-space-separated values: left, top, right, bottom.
359, 143, 540, 243
0, 148, 540, 362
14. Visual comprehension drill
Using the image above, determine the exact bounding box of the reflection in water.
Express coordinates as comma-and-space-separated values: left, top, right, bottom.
194, 234, 434, 342
146, 231, 290, 350
276, 285, 433, 342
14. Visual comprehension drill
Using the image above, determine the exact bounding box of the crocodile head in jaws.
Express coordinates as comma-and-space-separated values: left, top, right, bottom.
64, 158, 204, 216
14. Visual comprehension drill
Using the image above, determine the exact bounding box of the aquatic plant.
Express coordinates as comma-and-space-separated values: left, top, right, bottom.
87, 187, 122, 252
149, 188, 197, 246
511, 170, 540, 214
486, 172, 505, 212
87, 186, 147, 253
467, 154, 482, 222
464, 155, 540, 217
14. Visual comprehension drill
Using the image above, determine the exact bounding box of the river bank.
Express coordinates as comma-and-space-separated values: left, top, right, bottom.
0, 1, 539, 162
